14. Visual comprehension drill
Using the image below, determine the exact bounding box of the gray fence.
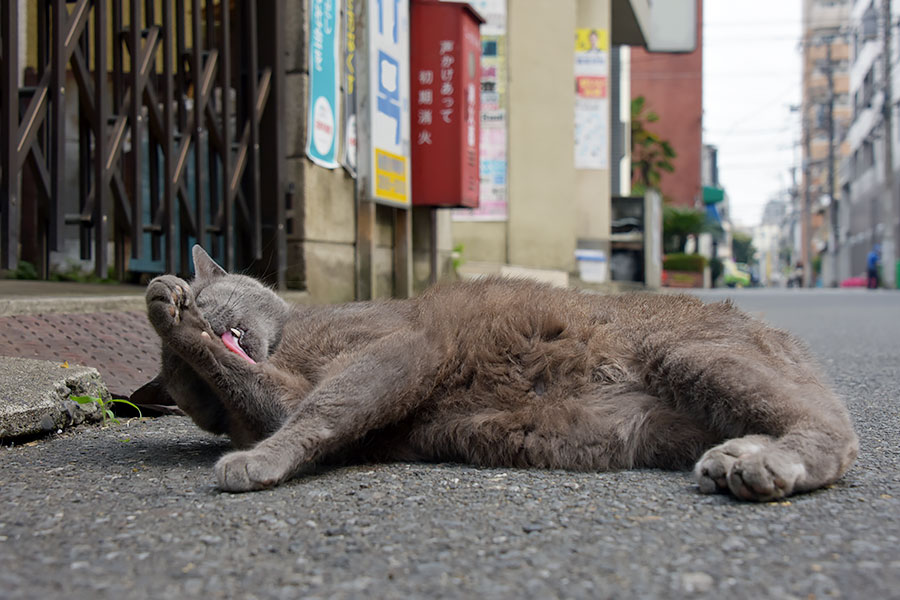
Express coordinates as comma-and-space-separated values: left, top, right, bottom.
1, 0, 287, 285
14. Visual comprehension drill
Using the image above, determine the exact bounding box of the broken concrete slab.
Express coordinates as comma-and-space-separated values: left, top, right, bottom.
0, 356, 108, 440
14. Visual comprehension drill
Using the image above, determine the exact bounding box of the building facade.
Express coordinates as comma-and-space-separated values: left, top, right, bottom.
629, 0, 703, 209
451, 0, 652, 279
800, 0, 851, 286
840, 0, 900, 287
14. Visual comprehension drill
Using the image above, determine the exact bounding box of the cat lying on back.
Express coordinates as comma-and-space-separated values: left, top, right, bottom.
137, 245, 858, 500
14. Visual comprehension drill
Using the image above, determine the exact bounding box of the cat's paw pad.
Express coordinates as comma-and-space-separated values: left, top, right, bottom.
146, 275, 192, 331
726, 452, 806, 502
694, 438, 805, 501
694, 438, 762, 494
215, 450, 291, 493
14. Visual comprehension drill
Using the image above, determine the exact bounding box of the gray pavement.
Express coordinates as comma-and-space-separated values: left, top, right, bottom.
1, 287, 899, 599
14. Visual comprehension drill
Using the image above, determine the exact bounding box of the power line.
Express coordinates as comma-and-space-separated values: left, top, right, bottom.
704, 20, 804, 28
708, 82, 800, 139
634, 71, 798, 79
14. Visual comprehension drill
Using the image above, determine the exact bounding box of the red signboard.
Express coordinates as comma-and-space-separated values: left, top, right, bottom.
410, 0, 484, 207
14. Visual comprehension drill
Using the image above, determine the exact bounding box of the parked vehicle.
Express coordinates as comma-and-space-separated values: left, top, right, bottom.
723, 258, 752, 288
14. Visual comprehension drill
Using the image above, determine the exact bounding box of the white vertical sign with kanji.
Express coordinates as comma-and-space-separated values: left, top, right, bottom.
367, 0, 411, 206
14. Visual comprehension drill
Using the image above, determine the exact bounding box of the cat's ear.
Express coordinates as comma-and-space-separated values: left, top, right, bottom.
192, 245, 227, 280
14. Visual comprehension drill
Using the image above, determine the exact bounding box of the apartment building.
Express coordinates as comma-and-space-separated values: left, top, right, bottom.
840, 0, 900, 287
801, 0, 852, 286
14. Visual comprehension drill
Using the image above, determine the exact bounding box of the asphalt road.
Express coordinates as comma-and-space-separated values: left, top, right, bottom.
2, 288, 899, 599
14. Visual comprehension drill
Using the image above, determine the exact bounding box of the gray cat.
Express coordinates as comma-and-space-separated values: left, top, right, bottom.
139, 245, 858, 500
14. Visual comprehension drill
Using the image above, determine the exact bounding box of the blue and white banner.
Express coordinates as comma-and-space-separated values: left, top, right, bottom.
307, 0, 341, 169
367, 0, 410, 206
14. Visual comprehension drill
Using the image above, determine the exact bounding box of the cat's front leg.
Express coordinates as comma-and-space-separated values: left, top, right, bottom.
214, 330, 437, 492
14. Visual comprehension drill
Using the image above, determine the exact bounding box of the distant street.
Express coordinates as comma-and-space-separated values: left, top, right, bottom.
1, 288, 899, 599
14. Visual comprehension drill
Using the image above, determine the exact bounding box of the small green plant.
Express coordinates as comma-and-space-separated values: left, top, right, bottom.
48, 260, 117, 283
451, 243, 465, 271
71, 395, 143, 425
13, 260, 39, 280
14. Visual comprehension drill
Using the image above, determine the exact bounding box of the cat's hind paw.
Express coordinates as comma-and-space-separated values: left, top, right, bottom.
146, 275, 193, 334
215, 449, 292, 493
694, 437, 805, 502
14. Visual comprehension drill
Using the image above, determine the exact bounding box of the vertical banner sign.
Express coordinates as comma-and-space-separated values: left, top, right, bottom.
368, 0, 411, 206
342, 0, 358, 177
574, 28, 609, 170
307, 0, 341, 169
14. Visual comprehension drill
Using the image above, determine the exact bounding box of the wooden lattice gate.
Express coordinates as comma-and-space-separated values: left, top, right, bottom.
1, 0, 286, 285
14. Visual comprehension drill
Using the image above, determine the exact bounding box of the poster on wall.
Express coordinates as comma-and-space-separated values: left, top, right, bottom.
367, 0, 411, 206
464, 0, 505, 36
452, 0, 508, 221
306, 0, 341, 169
341, 0, 358, 177
574, 28, 609, 170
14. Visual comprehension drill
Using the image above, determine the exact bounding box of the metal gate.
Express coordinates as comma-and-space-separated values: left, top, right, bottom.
1, 0, 286, 284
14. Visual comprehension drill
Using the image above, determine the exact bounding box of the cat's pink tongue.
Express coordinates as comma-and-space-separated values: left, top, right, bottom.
221, 330, 256, 364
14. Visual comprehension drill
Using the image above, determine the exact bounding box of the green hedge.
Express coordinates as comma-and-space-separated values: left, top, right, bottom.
663, 253, 707, 273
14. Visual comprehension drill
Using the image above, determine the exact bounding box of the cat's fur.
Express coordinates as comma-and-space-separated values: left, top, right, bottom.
139, 245, 858, 500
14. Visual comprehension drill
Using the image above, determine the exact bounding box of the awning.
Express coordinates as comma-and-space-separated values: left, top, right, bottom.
703, 186, 725, 205
706, 203, 724, 233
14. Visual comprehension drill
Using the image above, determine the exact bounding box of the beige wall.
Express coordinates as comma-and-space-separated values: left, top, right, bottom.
507, 0, 578, 271
451, 221, 508, 264
453, 0, 617, 273
575, 0, 612, 254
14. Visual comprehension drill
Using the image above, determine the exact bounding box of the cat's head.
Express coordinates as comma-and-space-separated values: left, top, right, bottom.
190, 245, 291, 363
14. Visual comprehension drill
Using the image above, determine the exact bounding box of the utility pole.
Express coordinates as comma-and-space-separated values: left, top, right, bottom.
825, 39, 838, 286
802, 113, 812, 288
882, 0, 897, 289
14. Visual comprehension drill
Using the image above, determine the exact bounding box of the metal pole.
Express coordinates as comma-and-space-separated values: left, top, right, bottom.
826, 40, 838, 286
1, 0, 20, 270
882, 0, 897, 288
802, 116, 812, 288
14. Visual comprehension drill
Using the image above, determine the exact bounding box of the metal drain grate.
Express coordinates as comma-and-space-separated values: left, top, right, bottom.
0, 311, 161, 398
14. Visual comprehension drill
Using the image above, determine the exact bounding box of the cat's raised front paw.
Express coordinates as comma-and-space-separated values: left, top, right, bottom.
146, 275, 193, 334
694, 437, 806, 502
215, 449, 292, 493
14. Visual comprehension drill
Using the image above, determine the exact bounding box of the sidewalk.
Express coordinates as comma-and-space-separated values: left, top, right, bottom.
0, 279, 308, 440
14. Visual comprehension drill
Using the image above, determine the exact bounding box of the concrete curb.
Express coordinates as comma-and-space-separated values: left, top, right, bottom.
0, 295, 146, 317
0, 288, 311, 317
0, 356, 109, 440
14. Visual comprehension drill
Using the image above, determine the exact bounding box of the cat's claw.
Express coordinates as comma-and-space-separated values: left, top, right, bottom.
694, 437, 805, 501
215, 450, 290, 493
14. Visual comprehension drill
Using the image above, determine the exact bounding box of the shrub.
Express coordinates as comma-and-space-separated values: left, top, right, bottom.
663, 253, 707, 273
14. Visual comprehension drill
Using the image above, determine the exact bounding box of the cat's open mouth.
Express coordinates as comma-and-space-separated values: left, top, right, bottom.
221, 327, 256, 364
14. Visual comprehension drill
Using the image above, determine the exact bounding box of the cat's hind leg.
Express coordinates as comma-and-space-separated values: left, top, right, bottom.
643, 330, 858, 501
694, 419, 858, 502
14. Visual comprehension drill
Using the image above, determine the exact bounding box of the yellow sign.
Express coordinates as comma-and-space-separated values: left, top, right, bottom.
374, 148, 409, 204
574, 28, 609, 53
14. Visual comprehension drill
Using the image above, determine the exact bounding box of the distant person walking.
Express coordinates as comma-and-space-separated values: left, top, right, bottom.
866, 244, 881, 289
789, 261, 804, 288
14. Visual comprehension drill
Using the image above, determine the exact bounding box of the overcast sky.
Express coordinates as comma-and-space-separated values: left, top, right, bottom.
703, 0, 803, 227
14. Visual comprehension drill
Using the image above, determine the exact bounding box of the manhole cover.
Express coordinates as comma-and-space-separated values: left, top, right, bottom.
0, 311, 161, 399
